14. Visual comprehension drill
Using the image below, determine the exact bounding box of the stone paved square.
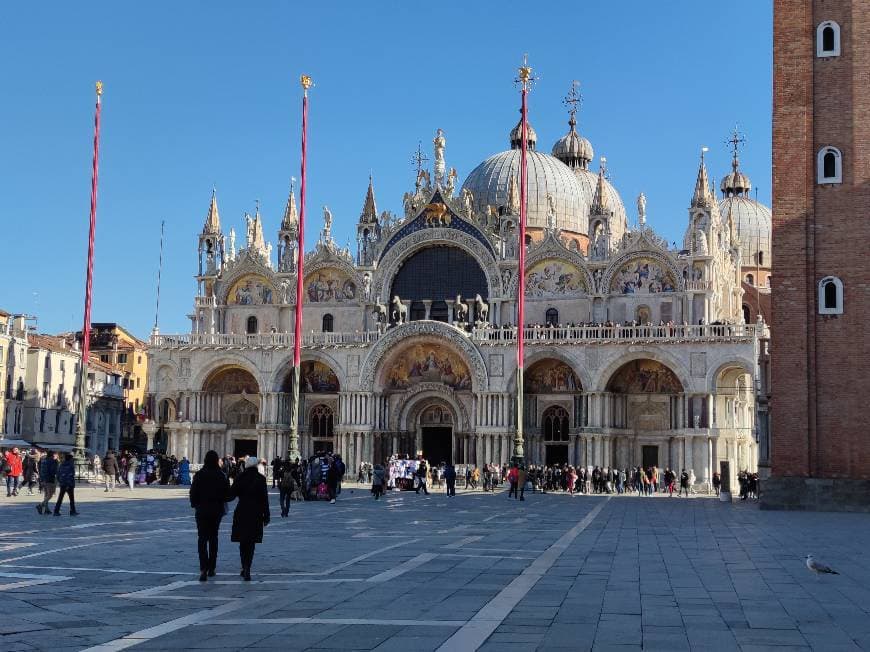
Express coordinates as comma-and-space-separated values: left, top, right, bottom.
0, 485, 868, 651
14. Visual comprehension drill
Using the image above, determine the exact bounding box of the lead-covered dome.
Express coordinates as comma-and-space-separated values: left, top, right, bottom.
719, 195, 771, 268
461, 119, 592, 234
718, 157, 771, 267
551, 115, 593, 168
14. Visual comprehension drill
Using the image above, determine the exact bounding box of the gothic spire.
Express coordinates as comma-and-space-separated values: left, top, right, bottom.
202, 188, 221, 234
506, 174, 520, 215
281, 180, 298, 232
360, 174, 378, 223
591, 164, 610, 214
691, 147, 715, 208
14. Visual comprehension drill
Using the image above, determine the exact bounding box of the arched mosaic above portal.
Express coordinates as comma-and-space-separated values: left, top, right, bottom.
526, 259, 587, 297
607, 360, 683, 393
227, 274, 275, 305
382, 342, 472, 391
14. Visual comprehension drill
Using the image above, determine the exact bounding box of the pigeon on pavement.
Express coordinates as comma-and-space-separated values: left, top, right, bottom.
806, 555, 839, 575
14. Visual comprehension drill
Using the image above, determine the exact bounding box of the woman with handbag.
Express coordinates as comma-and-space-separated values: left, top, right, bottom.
189, 450, 230, 582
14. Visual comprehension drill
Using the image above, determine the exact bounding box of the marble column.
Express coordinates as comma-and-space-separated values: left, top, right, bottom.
694, 436, 709, 486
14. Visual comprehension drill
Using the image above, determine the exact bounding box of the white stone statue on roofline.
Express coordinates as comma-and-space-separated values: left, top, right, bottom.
637, 192, 647, 227
433, 128, 446, 186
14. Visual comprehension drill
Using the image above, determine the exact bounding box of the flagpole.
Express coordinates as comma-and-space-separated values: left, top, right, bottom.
513, 59, 532, 465
286, 74, 312, 461
74, 80, 103, 469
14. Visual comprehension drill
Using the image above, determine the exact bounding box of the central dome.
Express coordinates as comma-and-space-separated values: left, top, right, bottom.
461, 119, 592, 234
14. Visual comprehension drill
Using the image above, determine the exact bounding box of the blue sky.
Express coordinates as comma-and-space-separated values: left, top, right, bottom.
0, 1, 772, 338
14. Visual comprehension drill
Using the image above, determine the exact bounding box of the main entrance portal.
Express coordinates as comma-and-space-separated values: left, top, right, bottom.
642, 445, 659, 468
422, 427, 452, 465
234, 439, 257, 458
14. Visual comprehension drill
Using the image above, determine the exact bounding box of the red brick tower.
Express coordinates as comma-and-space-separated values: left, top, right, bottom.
765, 1, 870, 510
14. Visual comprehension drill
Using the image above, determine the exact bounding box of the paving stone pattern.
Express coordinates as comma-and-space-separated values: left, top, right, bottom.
0, 484, 868, 650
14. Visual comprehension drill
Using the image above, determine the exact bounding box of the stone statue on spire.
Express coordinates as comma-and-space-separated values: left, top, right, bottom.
637, 192, 647, 227
433, 128, 446, 187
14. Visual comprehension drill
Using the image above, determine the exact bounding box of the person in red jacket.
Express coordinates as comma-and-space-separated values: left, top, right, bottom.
5, 447, 23, 497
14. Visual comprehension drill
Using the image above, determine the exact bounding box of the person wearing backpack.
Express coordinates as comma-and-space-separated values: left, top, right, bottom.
415, 456, 429, 495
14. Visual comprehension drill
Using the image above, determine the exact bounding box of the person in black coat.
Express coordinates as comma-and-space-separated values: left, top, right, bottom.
228, 460, 270, 580
190, 450, 230, 582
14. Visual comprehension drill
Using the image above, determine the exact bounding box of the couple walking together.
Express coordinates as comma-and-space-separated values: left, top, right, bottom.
189, 450, 269, 582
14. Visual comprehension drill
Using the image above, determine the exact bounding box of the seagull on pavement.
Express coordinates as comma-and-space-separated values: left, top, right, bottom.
806, 554, 839, 576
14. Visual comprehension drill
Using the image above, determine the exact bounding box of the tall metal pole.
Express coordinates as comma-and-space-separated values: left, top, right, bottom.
286, 74, 312, 461
153, 220, 165, 336
513, 59, 532, 465
74, 80, 103, 467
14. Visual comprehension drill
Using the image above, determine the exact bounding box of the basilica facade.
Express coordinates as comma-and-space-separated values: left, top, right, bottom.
147, 98, 768, 490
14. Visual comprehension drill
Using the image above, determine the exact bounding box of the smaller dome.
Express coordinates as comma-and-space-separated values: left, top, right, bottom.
552, 116, 593, 169
509, 113, 537, 150
721, 169, 752, 195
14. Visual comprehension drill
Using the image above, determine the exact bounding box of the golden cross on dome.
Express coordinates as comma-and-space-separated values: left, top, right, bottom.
411, 140, 428, 176
726, 127, 746, 168
563, 80, 581, 120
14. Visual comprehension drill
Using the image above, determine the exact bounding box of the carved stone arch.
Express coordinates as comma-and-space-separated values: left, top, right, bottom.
191, 353, 264, 393
358, 321, 489, 392
593, 349, 691, 394
394, 384, 471, 432
269, 350, 344, 393
374, 229, 502, 302
706, 358, 755, 394
508, 349, 591, 393
216, 254, 280, 306
602, 249, 684, 295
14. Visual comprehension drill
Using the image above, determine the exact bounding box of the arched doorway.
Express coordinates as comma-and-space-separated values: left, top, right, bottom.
204, 365, 260, 458
523, 358, 582, 465
419, 404, 454, 465
606, 359, 683, 469
281, 359, 340, 457
309, 404, 335, 453
542, 405, 569, 465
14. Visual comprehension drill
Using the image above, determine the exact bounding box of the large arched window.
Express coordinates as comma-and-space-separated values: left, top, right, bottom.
310, 404, 334, 438
817, 21, 841, 58
390, 245, 488, 309
246, 316, 258, 334
745, 273, 755, 286
322, 314, 334, 332
818, 276, 844, 315
818, 147, 842, 184
542, 406, 569, 442
545, 308, 559, 326
742, 304, 751, 324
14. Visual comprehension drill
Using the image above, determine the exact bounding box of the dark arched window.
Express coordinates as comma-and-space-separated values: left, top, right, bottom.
824, 281, 837, 309
410, 301, 426, 321
824, 151, 837, 179
246, 316, 258, 334
758, 251, 764, 266
322, 314, 334, 332
545, 308, 559, 326
311, 404, 334, 438
542, 406, 569, 442
430, 300, 448, 322
390, 245, 487, 305
742, 305, 751, 324
745, 274, 755, 286
823, 26, 835, 51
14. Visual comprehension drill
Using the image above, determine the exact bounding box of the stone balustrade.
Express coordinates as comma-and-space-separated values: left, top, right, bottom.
151, 322, 762, 350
